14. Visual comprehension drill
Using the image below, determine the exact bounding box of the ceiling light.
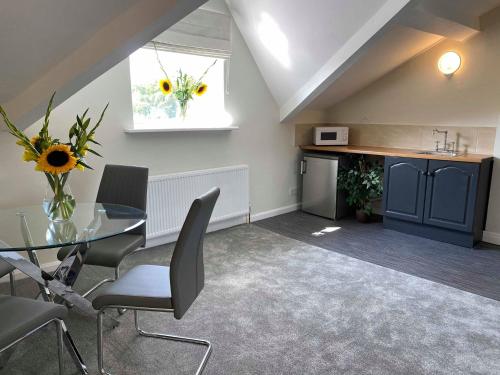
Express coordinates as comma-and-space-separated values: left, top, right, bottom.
438, 51, 461, 76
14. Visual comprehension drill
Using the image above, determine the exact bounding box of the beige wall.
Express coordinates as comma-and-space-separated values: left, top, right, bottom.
0, 20, 304, 265
327, 9, 500, 240
295, 123, 496, 154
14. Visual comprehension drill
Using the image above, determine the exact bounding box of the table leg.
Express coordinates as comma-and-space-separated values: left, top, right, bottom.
61, 320, 88, 374
27, 249, 52, 302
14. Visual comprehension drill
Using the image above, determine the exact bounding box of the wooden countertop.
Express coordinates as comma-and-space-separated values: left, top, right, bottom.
300, 145, 493, 164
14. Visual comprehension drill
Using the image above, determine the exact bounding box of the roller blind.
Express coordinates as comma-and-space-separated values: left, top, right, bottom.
151, 8, 231, 59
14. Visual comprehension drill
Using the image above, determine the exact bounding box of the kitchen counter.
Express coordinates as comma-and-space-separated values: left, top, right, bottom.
300, 145, 493, 164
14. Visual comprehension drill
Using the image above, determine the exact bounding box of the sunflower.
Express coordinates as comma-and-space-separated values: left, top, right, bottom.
159, 79, 172, 95
195, 83, 208, 96
36, 144, 77, 174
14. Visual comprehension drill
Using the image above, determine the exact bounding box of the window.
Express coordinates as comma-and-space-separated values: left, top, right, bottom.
129, 47, 231, 130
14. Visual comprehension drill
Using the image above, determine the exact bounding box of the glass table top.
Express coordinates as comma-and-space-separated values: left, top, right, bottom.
0, 203, 146, 251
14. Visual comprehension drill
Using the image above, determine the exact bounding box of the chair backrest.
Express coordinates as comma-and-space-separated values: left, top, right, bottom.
96, 164, 149, 240
170, 187, 220, 319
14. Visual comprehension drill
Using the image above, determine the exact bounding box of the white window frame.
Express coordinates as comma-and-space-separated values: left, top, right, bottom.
126, 41, 236, 133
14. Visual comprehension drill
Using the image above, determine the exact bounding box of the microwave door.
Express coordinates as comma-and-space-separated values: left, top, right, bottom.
321, 132, 337, 141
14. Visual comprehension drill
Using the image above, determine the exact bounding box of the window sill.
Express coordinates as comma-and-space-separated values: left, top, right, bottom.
124, 126, 239, 133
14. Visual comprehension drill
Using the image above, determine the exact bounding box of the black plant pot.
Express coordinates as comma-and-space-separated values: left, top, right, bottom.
355, 209, 370, 223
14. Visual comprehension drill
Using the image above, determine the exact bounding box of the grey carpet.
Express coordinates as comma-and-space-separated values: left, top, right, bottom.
2, 224, 500, 374
256, 211, 500, 301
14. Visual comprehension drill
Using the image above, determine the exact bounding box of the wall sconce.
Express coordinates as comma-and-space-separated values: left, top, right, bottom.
438, 51, 461, 76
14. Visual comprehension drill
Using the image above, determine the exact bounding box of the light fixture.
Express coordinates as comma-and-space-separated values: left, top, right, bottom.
438, 51, 461, 76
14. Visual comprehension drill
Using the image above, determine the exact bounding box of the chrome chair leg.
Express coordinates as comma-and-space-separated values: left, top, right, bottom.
114, 266, 127, 316
81, 278, 114, 298
97, 308, 212, 375
97, 311, 110, 375
134, 310, 212, 375
82, 264, 120, 299
8, 272, 16, 296
0, 319, 71, 375
55, 320, 64, 375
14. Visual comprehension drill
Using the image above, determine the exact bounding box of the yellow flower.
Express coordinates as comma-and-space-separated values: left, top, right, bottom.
37, 144, 77, 174
76, 163, 85, 171
22, 150, 38, 162
159, 79, 172, 95
30, 135, 40, 145
195, 83, 207, 96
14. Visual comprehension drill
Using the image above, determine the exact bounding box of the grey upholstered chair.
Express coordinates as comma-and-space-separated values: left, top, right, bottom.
92, 187, 220, 375
0, 260, 16, 296
57, 164, 148, 297
0, 296, 69, 374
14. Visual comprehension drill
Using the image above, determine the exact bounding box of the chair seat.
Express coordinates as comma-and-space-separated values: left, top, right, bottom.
57, 234, 144, 268
0, 296, 67, 349
0, 260, 14, 277
92, 265, 172, 310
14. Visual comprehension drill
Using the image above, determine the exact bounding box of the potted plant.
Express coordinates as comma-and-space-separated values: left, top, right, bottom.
338, 156, 384, 223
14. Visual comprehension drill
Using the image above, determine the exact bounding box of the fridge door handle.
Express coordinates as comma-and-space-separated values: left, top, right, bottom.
300, 160, 307, 175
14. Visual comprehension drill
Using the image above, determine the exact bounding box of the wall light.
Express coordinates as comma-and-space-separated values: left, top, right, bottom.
438, 51, 461, 76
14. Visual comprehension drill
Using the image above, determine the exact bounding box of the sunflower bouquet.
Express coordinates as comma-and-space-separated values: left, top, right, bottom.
154, 42, 215, 119
0, 93, 108, 221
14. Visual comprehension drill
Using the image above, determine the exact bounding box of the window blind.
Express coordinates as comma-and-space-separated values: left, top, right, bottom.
152, 8, 231, 59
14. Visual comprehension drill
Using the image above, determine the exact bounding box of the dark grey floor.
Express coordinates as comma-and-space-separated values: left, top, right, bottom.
3, 224, 500, 374
256, 211, 500, 302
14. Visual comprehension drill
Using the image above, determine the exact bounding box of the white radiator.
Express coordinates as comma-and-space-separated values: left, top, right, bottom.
146, 165, 249, 245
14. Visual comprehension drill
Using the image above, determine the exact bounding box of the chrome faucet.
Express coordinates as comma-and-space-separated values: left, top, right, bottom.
433, 128, 456, 154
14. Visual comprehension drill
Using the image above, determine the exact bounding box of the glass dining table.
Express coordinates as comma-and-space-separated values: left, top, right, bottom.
0, 202, 146, 374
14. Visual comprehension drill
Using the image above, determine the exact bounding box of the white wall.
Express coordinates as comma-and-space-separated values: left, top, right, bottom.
0, 19, 303, 264
327, 9, 500, 241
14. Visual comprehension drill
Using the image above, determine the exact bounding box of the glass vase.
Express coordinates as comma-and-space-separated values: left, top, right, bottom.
43, 177, 76, 222
178, 99, 190, 120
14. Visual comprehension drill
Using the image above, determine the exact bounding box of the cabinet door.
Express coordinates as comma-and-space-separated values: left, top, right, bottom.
383, 157, 428, 223
423, 160, 479, 232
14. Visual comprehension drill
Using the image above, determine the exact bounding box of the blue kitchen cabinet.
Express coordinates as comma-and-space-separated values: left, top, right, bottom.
383, 156, 493, 247
383, 157, 428, 223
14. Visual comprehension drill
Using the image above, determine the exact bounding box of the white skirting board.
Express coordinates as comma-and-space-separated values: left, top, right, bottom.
146, 203, 300, 248
482, 231, 500, 245
145, 215, 248, 248
251, 203, 300, 222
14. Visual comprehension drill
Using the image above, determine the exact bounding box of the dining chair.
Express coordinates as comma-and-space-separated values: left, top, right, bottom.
92, 187, 220, 375
0, 260, 16, 296
57, 164, 148, 297
0, 295, 69, 374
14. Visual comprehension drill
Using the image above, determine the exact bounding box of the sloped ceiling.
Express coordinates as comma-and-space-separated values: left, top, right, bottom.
226, 0, 413, 121
0, 0, 138, 103
227, 0, 500, 122
0, 0, 207, 129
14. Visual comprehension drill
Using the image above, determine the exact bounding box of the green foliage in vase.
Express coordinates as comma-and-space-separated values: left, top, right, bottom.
132, 83, 177, 118
154, 42, 215, 119
338, 156, 384, 215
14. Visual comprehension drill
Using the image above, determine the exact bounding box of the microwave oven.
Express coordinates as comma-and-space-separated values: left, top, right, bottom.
313, 127, 349, 145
